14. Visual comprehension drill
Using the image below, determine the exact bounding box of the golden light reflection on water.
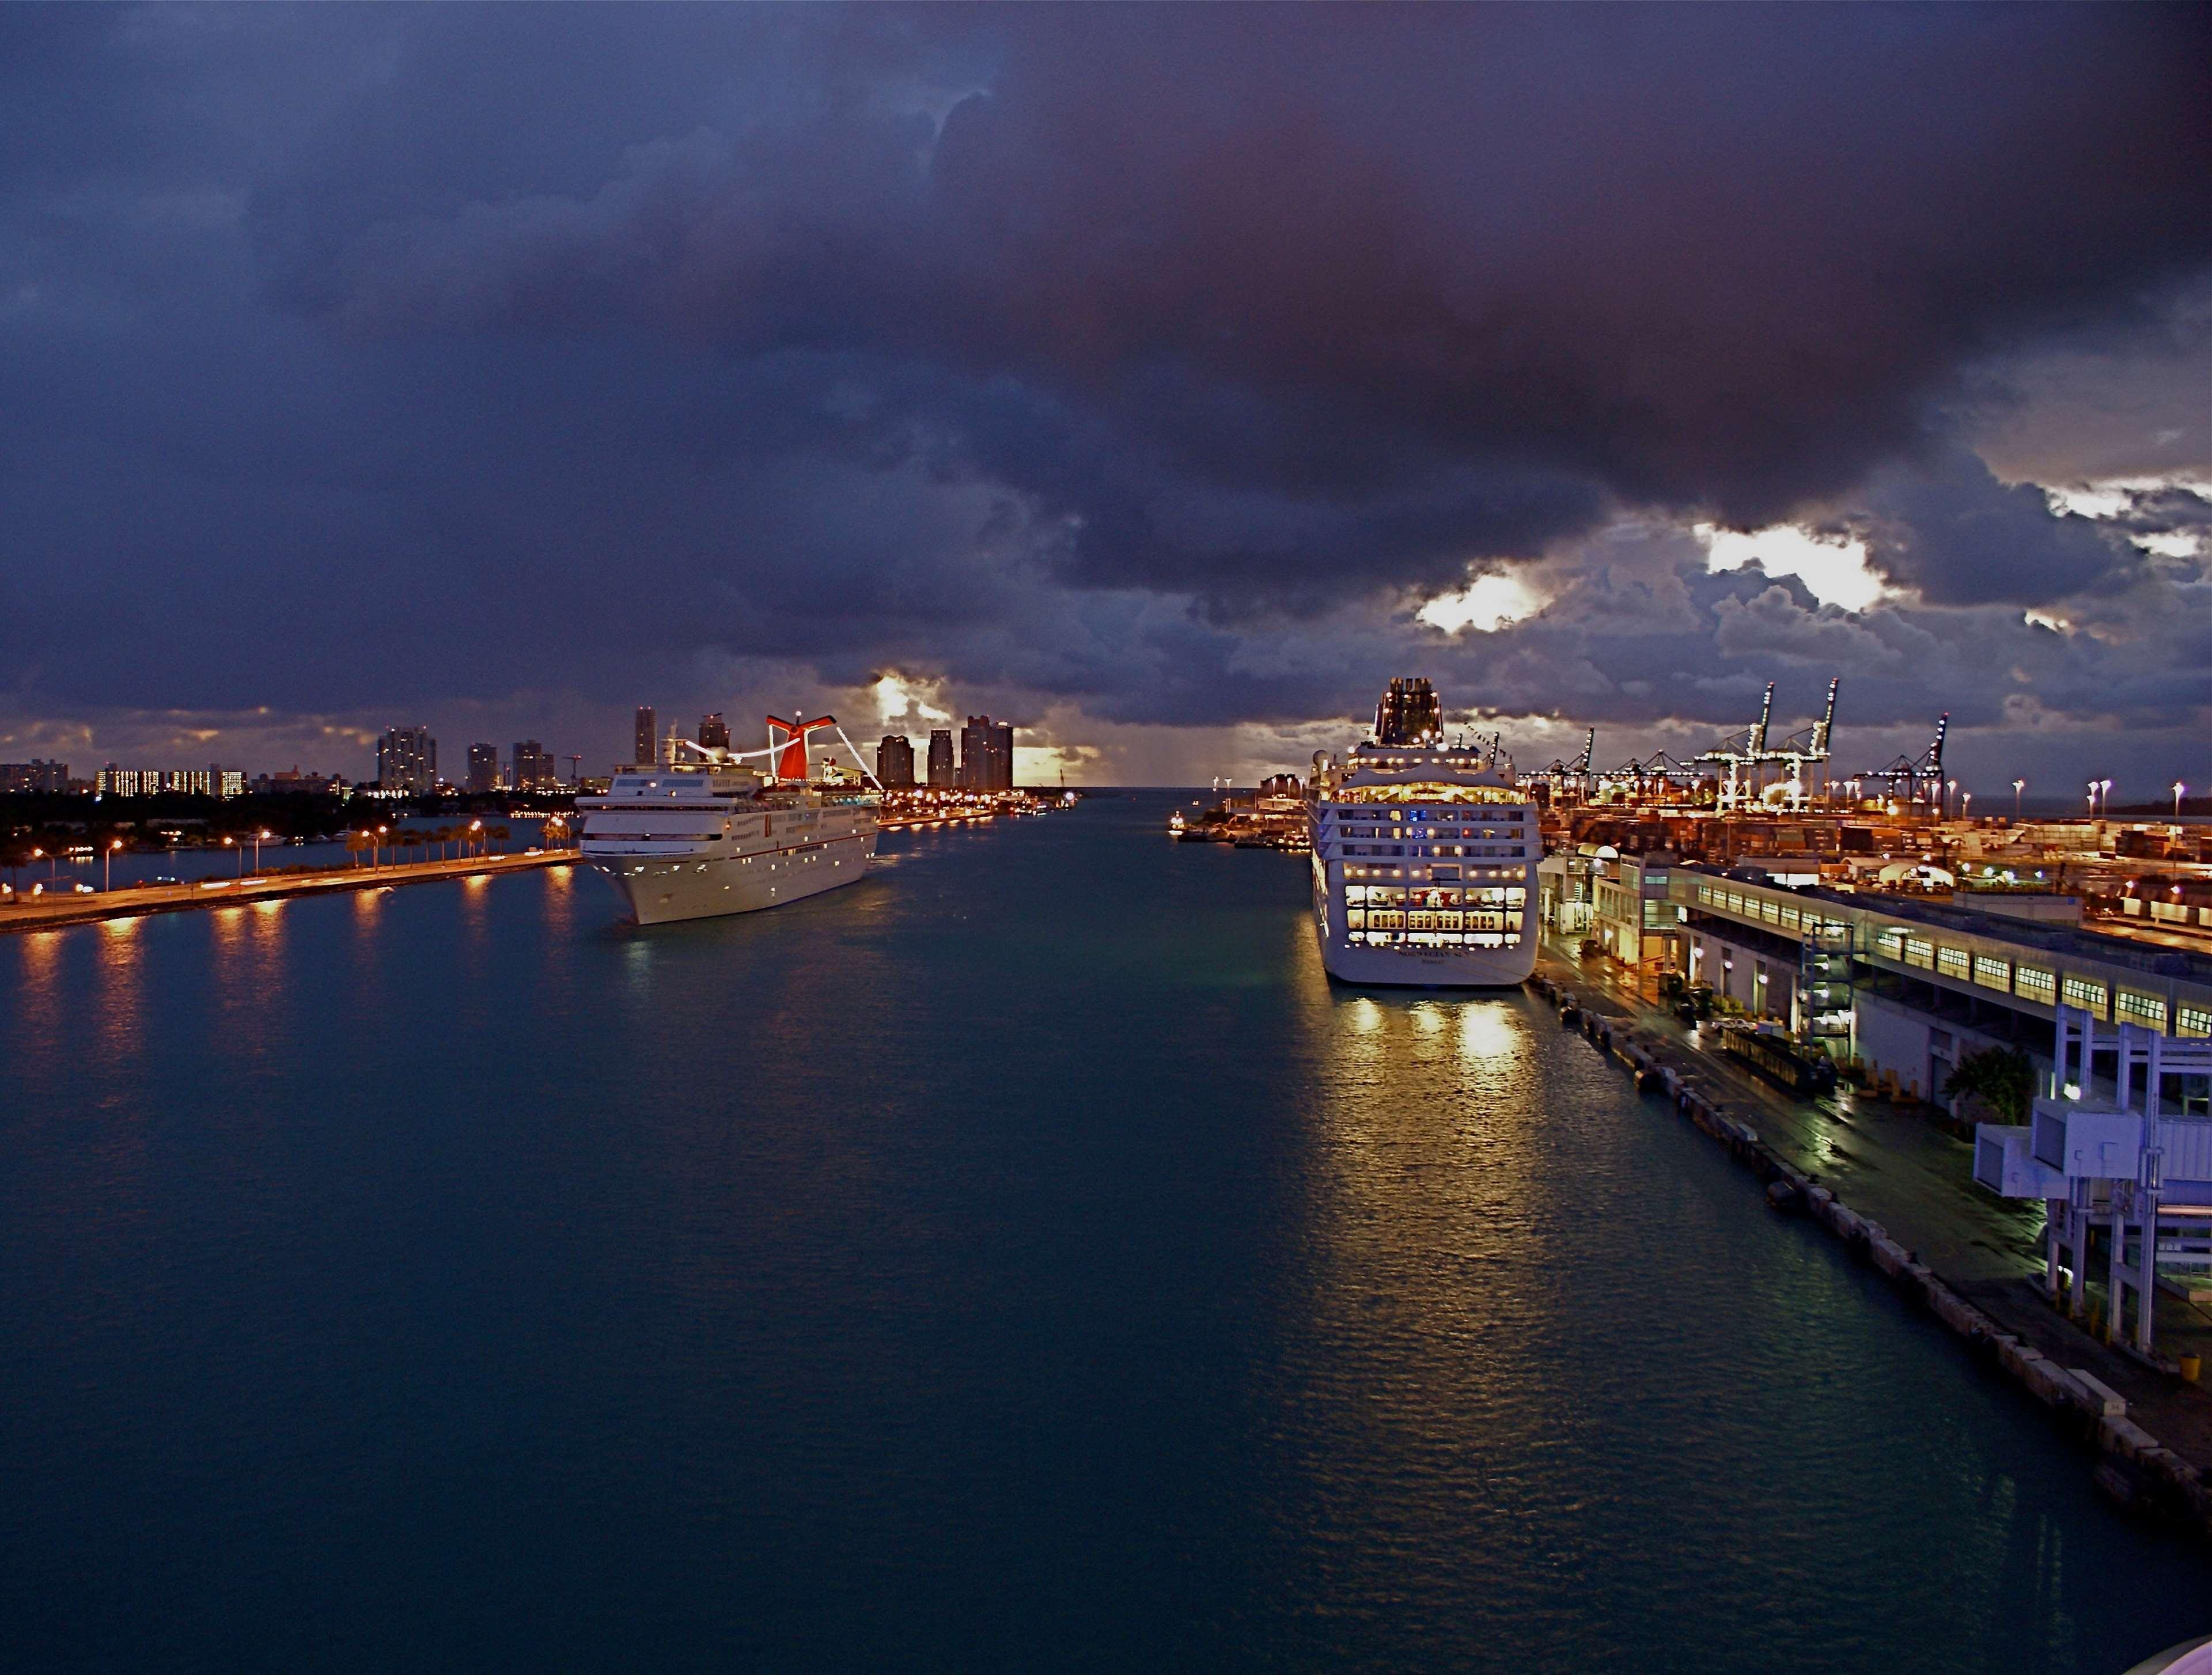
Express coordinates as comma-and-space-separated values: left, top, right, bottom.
4, 933, 74, 1059
93, 915, 147, 1060
1295, 967, 1558, 1473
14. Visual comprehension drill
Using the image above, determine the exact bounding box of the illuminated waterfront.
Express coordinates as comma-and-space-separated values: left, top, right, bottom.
0, 794, 2203, 1670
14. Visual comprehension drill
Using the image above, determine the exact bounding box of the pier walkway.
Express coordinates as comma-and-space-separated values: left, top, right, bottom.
1541, 943, 2212, 1498
0, 849, 572, 935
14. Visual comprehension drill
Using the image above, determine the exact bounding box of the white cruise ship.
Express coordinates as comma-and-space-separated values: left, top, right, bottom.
1306, 679, 1539, 987
578, 714, 879, 926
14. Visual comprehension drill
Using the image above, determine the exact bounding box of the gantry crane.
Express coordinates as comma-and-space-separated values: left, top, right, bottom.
1857, 711, 1949, 812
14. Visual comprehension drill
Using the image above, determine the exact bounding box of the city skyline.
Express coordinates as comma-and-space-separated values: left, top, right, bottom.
0, 9, 2203, 791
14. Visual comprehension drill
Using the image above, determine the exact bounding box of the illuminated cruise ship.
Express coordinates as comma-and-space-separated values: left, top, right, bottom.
1307, 679, 1539, 987
578, 714, 879, 926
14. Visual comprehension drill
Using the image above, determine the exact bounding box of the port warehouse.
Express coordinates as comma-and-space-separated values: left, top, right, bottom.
1543, 852, 2212, 1101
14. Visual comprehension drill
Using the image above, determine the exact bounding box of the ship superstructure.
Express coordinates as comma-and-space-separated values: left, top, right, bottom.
1306, 679, 1539, 987
578, 714, 880, 926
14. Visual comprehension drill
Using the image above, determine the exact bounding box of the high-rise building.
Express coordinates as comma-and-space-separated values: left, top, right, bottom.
377, 726, 437, 793
465, 743, 501, 794
0, 759, 69, 794
634, 706, 657, 769
958, 715, 1015, 791
876, 734, 916, 789
927, 729, 955, 789
512, 740, 557, 791
699, 713, 731, 751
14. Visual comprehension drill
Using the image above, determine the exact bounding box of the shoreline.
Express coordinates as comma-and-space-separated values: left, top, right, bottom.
1531, 952, 2212, 1538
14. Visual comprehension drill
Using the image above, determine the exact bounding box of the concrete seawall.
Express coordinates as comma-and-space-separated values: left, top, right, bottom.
1530, 971, 2212, 1538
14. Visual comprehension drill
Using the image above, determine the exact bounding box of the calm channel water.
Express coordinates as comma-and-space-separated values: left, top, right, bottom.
1, 791, 2202, 1672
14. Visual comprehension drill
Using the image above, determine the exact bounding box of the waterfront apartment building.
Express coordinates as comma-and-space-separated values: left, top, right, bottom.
512, 740, 558, 791
465, 743, 501, 794
250, 767, 344, 797
634, 706, 657, 770
699, 713, 731, 751
377, 726, 437, 794
958, 715, 1015, 790
95, 765, 245, 798
927, 729, 955, 789
876, 734, 916, 789
0, 759, 69, 794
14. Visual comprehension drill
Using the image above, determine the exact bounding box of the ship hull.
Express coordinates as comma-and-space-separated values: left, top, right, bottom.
1313, 920, 1536, 988
588, 829, 877, 925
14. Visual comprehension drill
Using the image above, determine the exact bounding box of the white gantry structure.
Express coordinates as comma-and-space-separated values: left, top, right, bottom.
1974, 1005, 2212, 1354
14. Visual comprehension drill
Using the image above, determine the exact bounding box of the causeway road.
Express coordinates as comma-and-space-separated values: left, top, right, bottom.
0, 850, 574, 935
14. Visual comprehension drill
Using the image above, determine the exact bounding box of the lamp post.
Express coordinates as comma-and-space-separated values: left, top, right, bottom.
2175, 782, 2187, 820
223, 834, 243, 877
105, 838, 122, 891
2013, 778, 2025, 822
2087, 780, 2098, 818
252, 829, 270, 876
470, 818, 483, 858
2100, 779, 2113, 819
1945, 778, 1957, 820
376, 824, 388, 868
1961, 791, 1971, 820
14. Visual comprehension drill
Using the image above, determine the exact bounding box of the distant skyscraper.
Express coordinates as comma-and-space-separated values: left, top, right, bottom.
0, 759, 69, 794
699, 713, 731, 751
377, 726, 436, 793
927, 729, 955, 789
876, 734, 916, 789
465, 742, 500, 794
958, 715, 1015, 791
634, 706, 657, 769
512, 740, 556, 791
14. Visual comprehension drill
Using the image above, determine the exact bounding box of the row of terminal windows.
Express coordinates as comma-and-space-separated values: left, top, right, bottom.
1695, 883, 2205, 1034
1694, 882, 1849, 938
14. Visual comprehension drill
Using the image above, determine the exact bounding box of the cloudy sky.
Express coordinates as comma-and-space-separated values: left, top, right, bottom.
2, 5, 2207, 792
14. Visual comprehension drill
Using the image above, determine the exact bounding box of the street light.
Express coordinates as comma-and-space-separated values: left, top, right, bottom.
1945, 778, 1957, 820
376, 824, 388, 868
1961, 791, 1971, 820
2013, 778, 2025, 822
104, 838, 123, 891
253, 829, 270, 876
223, 834, 243, 877
2175, 782, 2187, 820
2100, 779, 2113, 818
2087, 780, 2099, 818
469, 818, 483, 858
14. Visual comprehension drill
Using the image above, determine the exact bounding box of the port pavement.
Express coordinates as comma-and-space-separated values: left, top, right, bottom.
1538, 942, 2212, 1533
0, 850, 571, 935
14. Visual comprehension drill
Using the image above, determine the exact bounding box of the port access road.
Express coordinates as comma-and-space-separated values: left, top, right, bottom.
0, 850, 573, 935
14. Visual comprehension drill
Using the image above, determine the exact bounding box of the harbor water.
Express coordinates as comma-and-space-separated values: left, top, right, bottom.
0, 792, 2203, 1671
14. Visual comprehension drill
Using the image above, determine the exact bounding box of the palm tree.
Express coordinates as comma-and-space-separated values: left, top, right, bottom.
1944, 1046, 2035, 1124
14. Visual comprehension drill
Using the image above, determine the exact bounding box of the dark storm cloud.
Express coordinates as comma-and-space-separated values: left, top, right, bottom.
0, 3, 2207, 777
306, 9, 2211, 540
1830, 449, 2135, 607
